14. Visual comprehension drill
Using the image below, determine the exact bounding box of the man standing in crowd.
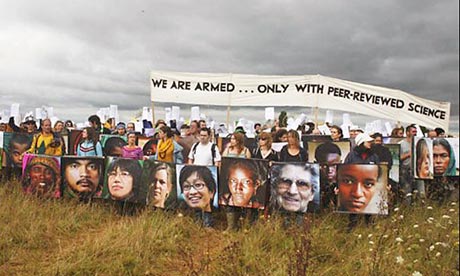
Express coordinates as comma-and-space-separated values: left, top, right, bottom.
188, 127, 221, 167
88, 115, 111, 135
399, 124, 424, 203
126, 122, 135, 132
27, 118, 62, 156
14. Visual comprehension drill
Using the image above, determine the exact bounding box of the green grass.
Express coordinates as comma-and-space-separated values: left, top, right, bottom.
0, 180, 458, 275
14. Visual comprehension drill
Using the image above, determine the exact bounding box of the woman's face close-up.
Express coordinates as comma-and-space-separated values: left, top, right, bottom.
150, 168, 171, 207
108, 167, 134, 200
182, 171, 213, 212
228, 166, 256, 206
418, 146, 431, 178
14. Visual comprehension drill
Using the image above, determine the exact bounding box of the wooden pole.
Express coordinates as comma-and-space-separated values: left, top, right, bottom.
226, 105, 231, 130
151, 101, 155, 126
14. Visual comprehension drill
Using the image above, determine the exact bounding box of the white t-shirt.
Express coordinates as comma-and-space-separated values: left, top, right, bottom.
188, 142, 222, 166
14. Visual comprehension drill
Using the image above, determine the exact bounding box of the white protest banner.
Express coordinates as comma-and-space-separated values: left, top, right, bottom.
150, 71, 451, 131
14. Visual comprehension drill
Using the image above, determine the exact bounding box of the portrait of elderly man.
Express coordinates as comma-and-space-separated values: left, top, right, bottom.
270, 163, 320, 213
336, 164, 388, 215
62, 156, 104, 200
21, 154, 61, 198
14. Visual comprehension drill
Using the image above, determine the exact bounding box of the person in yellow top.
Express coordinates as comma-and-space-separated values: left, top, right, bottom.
156, 126, 174, 163
27, 118, 63, 156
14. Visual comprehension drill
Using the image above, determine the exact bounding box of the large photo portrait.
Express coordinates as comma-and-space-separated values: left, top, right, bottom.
176, 164, 218, 212
219, 157, 269, 209
270, 162, 320, 213
141, 159, 177, 209
2, 132, 33, 169
61, 156, 105, 200
138, 137, 158, 158
103, 157, 147, 204
336, 164, 389, 215
413, 137, 434, 179
68, 129, 83, 155
21, 154, 61, 198
100, 134, 127, 157
432, 137, 459, 177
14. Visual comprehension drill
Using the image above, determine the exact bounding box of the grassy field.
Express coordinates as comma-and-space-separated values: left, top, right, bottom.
0, 180, 458, 276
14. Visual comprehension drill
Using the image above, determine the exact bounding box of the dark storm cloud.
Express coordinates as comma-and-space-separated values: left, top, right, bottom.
0, 0, 457, 131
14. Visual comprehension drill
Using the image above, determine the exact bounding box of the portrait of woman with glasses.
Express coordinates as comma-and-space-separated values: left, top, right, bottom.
178, 165, 217, 212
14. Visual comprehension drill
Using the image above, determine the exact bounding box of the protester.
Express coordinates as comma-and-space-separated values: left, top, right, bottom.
314, 141, 342, 209
122, 132, 143, 160
126, 122, 135, 132
344, 133, 379, 164
188, 127, 221, 166
77, 127, 103, 157
156, 126, 183, 163
88, 114, 111, 135
115, 122, 127, 136
279, 130, 308, 162
27, 118, 62, 156
329, 125, 343, 142
399, 124, 424, 203
273, 128, 288, 143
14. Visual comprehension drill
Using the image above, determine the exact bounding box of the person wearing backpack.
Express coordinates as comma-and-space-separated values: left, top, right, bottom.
187, 127, 221, 227
188, 127, 221, 167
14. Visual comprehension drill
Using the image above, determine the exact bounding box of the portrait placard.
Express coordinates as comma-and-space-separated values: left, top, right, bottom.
141, 159, 177, 209
432, 137, 459, 177
413, 137, 434, 179
270, 162, 320, 213
219, 157, 269, 209
103, 157, 147, 204
176, 164, 219, 212
100, 135, 127, 157
21, 154, 61, 198
2, 132, 33, 168
336, 164, 389, 215
61, 156, 105, 200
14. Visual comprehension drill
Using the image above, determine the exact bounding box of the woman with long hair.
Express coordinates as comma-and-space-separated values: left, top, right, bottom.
222, 132, 251, 158
279, 130, 308, 162
156, 126, 175, 162
77, 127, 103, 157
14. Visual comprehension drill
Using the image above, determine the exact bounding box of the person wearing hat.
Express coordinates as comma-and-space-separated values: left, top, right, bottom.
344, 133, 380, 164
349, 125, 364, 149
114, 122, 127, 136
7, 115, 37, 134
22, 155, 61, 198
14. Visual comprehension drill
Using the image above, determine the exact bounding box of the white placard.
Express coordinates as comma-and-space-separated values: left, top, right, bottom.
341, 123, 350, 138
190, 106, 200, 121
165, 107, 172, 123
318, 124, 330, 135
325, 110, 334, 124
342, 113, 352, 126
109, 105, 118, 119
265, 107, 275, 121
385, 122, 393, 137
10, 103, 20, 117
142, 107, 152, 121
35, 108, 42, 120
134, 121, 143, 132
171, 106, 180, 121
46, 107, 54, 118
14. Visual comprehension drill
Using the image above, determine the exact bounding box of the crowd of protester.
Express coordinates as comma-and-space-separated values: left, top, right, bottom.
0, 112, 457, 230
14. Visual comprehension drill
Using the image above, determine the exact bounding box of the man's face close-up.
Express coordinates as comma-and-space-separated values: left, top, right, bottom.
11, 142, 28, 167
65, 160, 100, 193
338, 165, 378, 213
276, 165, 314, 212
228, 166, 256, 206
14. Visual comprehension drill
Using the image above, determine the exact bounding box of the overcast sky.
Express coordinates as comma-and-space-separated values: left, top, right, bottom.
0, 1, 458, 132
